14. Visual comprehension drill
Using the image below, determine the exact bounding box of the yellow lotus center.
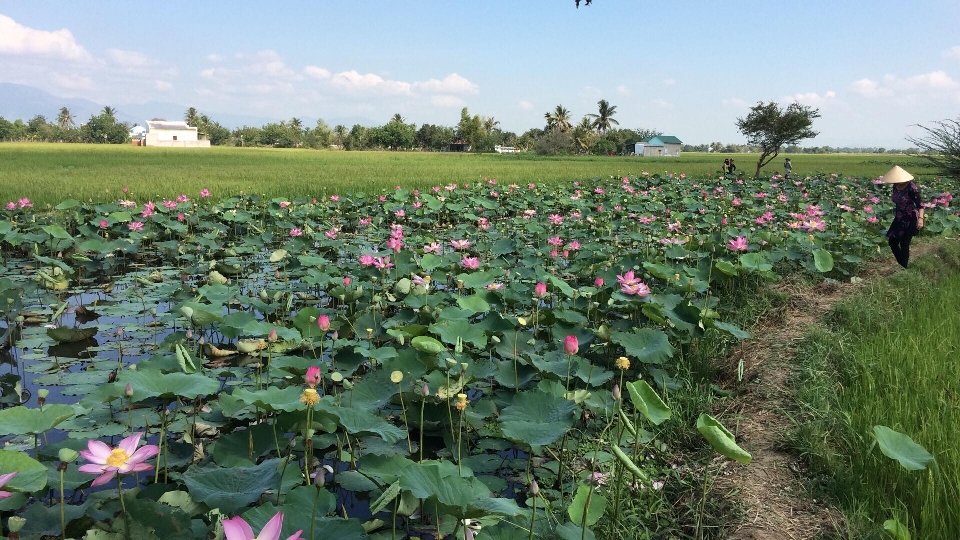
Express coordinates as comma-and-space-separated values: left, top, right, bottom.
301, 388, 320, 406
106, 448, 130, 468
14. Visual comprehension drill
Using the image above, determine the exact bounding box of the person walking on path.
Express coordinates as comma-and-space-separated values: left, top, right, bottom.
882, 165, 925, 268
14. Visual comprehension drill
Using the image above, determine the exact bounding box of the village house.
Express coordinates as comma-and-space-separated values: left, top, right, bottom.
635, 135, 682, 157
142, 120, 210, 148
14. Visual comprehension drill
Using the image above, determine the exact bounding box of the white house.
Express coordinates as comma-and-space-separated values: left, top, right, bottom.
128, 125, 146, 139
635, 135, 682, 157
143, 120, 210, 148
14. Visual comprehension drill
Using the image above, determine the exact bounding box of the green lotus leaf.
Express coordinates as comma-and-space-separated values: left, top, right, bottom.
231, 386, 304, 413
457, 294, 490, 314
873, 425, 934, 471
611, 328, 672, 364
0, 449, 47, 492
568, 484, 607, 527
0, 404, 75, 436
813, 248, 834, 272
116, 370, 219, 402
241, 486, 351, 538
182, 458, 284, 514
46, 326, 98, 343
500, 390, 576, 447
625, 380, 671, 425
697, 413, 751, 464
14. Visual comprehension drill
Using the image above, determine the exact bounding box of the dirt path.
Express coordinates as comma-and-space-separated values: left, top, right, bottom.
717, 244, 939, 539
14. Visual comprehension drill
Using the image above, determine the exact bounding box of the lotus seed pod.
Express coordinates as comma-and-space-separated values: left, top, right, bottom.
58, 448, 79, 463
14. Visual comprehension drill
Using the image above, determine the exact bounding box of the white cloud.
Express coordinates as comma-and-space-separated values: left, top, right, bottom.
106, 49, 151, 68
303, 65, 330, 80
651, 99, 672, 109
431, 95, 464, 108
155, 80, 172, 91
944, 46, 960, 59
722, 97, 748, 107
851, 71, 958, 99
616, 84, 630, 96
0, 14, 90, 60
518, 100, 534, 110
782, 91, 836, 106
331, 70, 411, 94
50, 73, 94, 90
662, 78, 676, 86
206, 53, 223, 62
413, 73, 478, 94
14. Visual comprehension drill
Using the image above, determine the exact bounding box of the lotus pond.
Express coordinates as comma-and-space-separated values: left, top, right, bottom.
0, 172, 957, 539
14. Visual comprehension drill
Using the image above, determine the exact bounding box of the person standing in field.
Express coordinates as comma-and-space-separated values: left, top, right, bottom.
723, 158, 730, 174
784, 158, 792, 179
728, 159, 737, 175
882, 165, 925, 269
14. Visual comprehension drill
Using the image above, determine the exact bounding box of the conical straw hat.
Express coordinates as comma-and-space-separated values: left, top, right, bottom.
880, 165, 914, 184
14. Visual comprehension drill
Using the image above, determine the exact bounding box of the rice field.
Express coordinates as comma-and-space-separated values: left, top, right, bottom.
0, 143, 941, 207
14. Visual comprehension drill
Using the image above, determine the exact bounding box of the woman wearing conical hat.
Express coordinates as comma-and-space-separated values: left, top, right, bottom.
881, 165, 925, 268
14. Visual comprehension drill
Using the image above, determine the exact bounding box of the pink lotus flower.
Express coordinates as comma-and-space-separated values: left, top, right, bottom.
547, 236, 563, 246
99, 219, 109, 229
450, 239, 472, 250
325, 228, 339, 240
163, 199, 178, 209
373, 256, 394, 270
343, 276, 352, 287
534, 282, 547, 298
358, 254, 375, 267
317, 315, 331, 333
0, 471, 17, 500
566, 241, 581, 251
358, 217, 372, 226
394, 209, 405, 218
548, 214, 563, 225
329, 195, 340, 202
141, 207, 156, 218
5, 202, 15, 210
289, 228, 303, 237
423, 242, 442, 254
18, 198, 32, 208
178, 213, 186, 222
727, 236, 749, 252
79, 432, 159, 487
306, 366, 322, 388
223, 512, 303, 540
563, 335, 579, 355
199, 188, 211, 198
594, 277, 604, 288
621, 281, 651, 296
176, 194, 190, 203
461, 256, 480, 270
128, 222, 144, 232
386, 237, 403, 252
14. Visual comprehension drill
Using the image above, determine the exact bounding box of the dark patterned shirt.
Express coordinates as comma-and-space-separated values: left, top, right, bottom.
886, 182, 921, 239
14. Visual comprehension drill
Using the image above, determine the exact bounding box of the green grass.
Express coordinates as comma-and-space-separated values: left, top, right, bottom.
0, 143, 941, 207
789, 240, 960, 539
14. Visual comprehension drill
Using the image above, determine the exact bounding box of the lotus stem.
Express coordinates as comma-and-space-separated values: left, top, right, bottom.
397, 381, 412, 454
528, 492, 537, 540
60, 467, 66, 539
117, 476, 130, 540
419, 393, 426, 462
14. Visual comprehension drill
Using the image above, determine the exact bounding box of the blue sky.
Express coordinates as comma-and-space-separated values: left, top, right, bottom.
2, 1, 959, 147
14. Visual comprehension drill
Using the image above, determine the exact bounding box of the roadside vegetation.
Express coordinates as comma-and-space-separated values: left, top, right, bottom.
790, 239, 960, 539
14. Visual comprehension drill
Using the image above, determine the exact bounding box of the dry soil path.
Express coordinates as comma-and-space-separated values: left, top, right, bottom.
717, 243, 938, 540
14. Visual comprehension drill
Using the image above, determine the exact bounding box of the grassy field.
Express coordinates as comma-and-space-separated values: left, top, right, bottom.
791, 241, 960, 539
0, 142, 941, 206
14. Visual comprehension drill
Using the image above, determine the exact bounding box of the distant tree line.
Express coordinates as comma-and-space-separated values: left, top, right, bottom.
681, 142, 928, 155
0, 106, 129, 144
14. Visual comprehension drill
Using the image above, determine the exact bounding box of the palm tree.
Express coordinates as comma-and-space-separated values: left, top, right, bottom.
56, 107, 75, 130
482, 116, 500, 135
544, 105, 572, 133
391, 113, 406, 124
333, 125, 347, 148
101, 106, 117, 119
586, 99, 619, 133
184, 107, 199, 127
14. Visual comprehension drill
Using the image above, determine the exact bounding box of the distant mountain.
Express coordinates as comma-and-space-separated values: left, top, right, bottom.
0, 83, 379, 129
0, 83, 104, 124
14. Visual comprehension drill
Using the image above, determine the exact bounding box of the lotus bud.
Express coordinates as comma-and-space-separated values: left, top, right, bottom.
198, 336, 205, 345
317, 315, 331, 332
306, 366, 322, 388
534, 282, 547, 298
343, 276, 352, 287
529, 480, 540, 496
594, 277, 604, 288
186, 328, 193, 339
125, 383, 133, 398
342, 379, 354, 390
563, 335, 579, 355
314, 469, 326, 488
8, 516, 26, 533
612, 384, 621, 401
268, 328, 278, 342
259, 289, 269, 301
421, 383, 429, 396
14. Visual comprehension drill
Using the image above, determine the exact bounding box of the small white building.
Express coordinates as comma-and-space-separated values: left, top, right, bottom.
143, 120, 210, 148
635, 135, 682, 157
129, 125, 146, 139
